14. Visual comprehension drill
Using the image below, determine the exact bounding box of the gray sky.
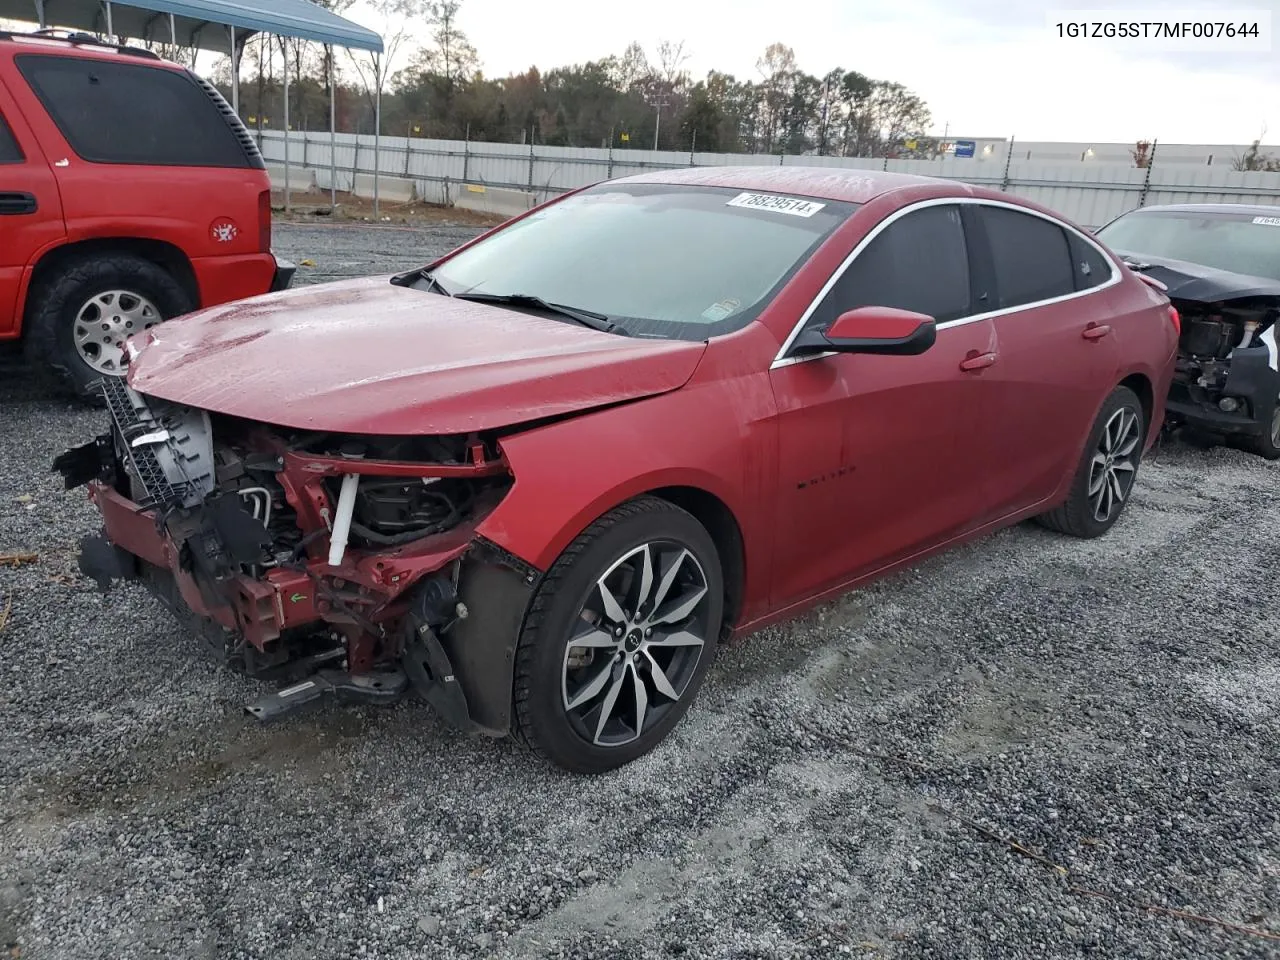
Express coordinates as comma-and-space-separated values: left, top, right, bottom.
357, 0, 1279, 143
2, 0, 1273, 144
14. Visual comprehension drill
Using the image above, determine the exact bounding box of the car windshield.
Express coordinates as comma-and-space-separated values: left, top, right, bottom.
1095, 209, 1280, 281
428, 182, 857, 340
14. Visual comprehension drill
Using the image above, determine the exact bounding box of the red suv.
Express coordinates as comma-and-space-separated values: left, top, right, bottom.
0, 30, 293, 400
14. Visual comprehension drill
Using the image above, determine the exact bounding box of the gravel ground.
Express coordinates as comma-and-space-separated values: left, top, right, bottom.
2, 222, 1278, 960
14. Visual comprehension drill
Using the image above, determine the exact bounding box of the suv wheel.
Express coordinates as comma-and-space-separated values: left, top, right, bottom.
512, 496, 723, 774
25, 253, 193, 402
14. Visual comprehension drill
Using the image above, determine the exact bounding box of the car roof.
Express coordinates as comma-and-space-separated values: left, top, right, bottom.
1124, 202, 1280, 216
0, 30, 169, 66
610, 164, 962, 205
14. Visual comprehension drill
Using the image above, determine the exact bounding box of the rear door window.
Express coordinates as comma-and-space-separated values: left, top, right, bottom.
1068, 232, 1112, 291
15, 54, 250, 168
980, 206, 1077, 308
809, 203, 974, 327
0, 109, 22, 164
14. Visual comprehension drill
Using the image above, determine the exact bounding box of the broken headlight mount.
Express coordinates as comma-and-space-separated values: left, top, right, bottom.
88, 378, 273, 604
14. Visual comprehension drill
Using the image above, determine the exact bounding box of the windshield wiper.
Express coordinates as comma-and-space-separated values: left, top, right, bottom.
451, 292, 624, 334
389, 266, 449, 295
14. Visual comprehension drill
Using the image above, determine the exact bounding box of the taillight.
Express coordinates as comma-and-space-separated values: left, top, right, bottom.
258, 189, 272, 253
1167, 304, 1181, 336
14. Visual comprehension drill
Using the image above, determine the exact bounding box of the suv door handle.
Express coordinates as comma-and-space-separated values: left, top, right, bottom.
0, 191, 37, 215
1082, 322, 1112, 340
959, 350, 997, 372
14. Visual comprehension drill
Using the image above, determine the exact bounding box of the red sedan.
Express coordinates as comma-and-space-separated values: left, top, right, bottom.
55, 167, 1179, 773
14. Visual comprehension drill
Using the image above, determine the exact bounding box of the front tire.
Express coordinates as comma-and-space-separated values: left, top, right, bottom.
512, 496, 723, 774
1238, 403, 1280, 460
24, 253, 192, 402
1036, 384, 1146, 539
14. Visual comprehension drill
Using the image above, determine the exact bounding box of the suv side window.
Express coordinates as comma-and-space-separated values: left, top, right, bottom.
0, 109, 22, 164
808, 204, 973, 330
980, 206, 1076, 308
15, 54, 250, 168
1068, 231, 1112, 291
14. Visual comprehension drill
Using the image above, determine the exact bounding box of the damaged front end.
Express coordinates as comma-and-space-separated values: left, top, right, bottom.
1123, 255, 1280, 439
53, 377, 539, 733
1168, 297, 1280, 436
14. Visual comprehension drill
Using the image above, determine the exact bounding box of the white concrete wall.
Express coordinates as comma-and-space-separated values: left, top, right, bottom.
453, 183, 536, 218
265, 162, 318, 193
257, 131, 1280, 230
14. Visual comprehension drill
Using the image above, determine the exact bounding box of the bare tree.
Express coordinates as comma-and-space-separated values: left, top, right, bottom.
346, 0, 426, 125
834, 70, 874, 156
756, 42, 797, 153
422, 0, 479, 86
248, 32, 275, 131
867, 81, 930, 156
608, 41, 652, 93
656, 39, 690, 91
1233, 127, 1280, 171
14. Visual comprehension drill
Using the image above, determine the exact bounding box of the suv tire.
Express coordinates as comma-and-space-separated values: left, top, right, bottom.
24, 253, 193, 402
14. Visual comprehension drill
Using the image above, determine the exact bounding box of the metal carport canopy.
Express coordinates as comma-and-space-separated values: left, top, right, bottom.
1, 0, 383, 52
2, 0, 387, 214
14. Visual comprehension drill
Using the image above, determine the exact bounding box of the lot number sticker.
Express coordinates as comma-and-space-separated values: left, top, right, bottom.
1253, 216, 1280, 226
726, 192, 826, 217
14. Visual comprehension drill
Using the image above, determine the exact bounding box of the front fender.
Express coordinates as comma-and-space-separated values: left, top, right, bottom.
474, 351, 779, 614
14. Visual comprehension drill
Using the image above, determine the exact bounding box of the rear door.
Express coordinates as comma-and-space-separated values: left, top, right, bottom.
0, 74, 64, 337
967, 202, 1123, 516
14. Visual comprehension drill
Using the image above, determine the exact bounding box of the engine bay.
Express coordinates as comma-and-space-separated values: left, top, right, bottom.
55, 378, 520, 705
1173, 298, 1280, 404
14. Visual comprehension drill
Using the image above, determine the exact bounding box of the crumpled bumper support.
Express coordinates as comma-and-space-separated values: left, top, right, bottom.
1167, 343, 1280, 436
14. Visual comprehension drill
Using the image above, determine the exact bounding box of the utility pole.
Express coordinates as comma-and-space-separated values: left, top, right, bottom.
652, 96, 668, 150
819, 76, 830, 156
645, 84, 669, 151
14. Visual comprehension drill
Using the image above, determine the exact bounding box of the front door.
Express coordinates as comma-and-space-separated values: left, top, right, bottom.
768, 202, 1000, 609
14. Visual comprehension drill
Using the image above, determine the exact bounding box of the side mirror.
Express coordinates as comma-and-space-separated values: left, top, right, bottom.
792, 305, 937, 356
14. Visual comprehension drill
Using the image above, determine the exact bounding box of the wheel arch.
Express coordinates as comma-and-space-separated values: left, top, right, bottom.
1118, 370, 1154, 432
21, 237, 199, 334
451, 482, 748, 742
643, 485, 746, 638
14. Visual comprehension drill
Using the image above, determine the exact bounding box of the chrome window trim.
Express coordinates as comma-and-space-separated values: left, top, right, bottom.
769, 196, 1124, 370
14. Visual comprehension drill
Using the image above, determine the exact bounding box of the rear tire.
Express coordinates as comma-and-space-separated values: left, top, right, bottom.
512, 496, 723, 774
1036, 385, 1146, 539
23, 253, 192, 403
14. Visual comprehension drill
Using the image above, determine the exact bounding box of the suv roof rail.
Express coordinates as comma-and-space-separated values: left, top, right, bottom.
0, 28, 163, 60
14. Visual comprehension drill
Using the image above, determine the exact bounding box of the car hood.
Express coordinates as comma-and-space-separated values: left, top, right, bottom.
125, 276, 708, 435
1113, 249, 1280, 304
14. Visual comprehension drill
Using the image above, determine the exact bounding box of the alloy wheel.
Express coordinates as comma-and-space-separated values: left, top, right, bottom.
74, 290, 162, 375
561, 541, 711, 748
1088, 406, 1141, 523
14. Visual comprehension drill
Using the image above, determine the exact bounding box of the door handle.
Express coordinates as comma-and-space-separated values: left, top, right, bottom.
0, 191, 37, 215
959, 351, 997, 372
1082, 323, 1112, 340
